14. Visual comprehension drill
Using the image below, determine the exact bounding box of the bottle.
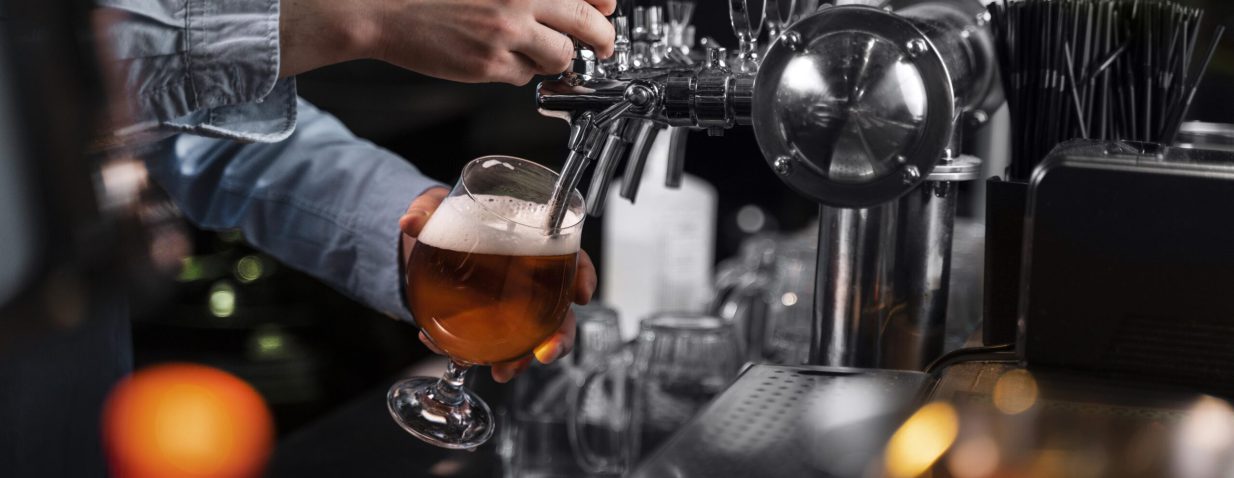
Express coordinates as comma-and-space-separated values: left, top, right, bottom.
602, 130, 717, 340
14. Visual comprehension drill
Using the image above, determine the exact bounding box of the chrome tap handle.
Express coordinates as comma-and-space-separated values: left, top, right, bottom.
728, 0, 763, 72
610, 16, 632, 74
764, 0, 794, 44
566, 39, 598, 85
585, 120, 631, 216
645, 6, 667, 66
620, 120, 666, 202
666, 0, 696, 62
631, 6, 649, 68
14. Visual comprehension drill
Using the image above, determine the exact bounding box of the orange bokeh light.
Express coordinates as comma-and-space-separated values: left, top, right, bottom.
102, 363, 274, 478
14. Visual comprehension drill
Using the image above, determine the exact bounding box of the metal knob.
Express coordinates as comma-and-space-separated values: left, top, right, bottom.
611, 16, 632, 73
646, 6, 665, 41
568, 40, 597, 85
705, 46, 728, 68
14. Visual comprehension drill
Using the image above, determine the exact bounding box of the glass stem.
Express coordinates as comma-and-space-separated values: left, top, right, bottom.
435, 360, 471, 406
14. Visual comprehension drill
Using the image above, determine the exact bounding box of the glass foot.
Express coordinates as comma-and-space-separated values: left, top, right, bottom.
387, 376, 494, 449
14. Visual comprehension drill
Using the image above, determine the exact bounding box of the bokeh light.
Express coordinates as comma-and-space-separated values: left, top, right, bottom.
884, 402, 959, 478
947, 435, 1000, 478
209, 281, 236, 318
234, 256, 264, 283
103, 363, 273, 478
992, 369, 1038, 415
1174, 396, 1234, 478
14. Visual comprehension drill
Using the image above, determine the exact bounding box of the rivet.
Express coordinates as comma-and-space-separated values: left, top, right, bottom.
906, 38, 928, 57
903, 165, 921, 184
774, 155, 793, 175
782, 31, 803, 52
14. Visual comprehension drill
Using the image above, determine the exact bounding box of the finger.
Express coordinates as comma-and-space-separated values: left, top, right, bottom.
584, 0, 616, 16
418, 332, 445, 355
517, 24, 575, 74
533, 0, 616, 59
534, 309, 576, 364
399, 187, 449, 237
556, 308, 578, 358
491, 356, 533, 383
493, 51, 539, 85
573, 249, 597, 305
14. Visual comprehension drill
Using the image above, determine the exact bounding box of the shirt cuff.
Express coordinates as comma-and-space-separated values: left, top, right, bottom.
162, 78, 298, 143
357, 173, 446, 323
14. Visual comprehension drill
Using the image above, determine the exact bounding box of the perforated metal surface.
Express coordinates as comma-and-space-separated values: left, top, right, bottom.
631, 364, 929, 478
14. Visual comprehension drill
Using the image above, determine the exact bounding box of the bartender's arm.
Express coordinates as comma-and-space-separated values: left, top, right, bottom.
98, 0, 611, 379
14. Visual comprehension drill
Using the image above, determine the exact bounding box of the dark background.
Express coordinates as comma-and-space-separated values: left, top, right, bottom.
131, 0, 1234, 439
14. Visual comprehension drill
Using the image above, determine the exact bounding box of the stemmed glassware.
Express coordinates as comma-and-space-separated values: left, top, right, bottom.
388, 156, 585, 449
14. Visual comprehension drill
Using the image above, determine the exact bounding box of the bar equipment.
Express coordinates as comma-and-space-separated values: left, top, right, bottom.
1018, 140, 1234, 398
980, 0, 1226, 346
536, 0, 1001, 370
629, 364, 930, 477
570, 313, 743, 474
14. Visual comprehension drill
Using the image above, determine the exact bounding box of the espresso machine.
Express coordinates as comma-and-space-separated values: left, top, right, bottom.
536, 0, 1001, 371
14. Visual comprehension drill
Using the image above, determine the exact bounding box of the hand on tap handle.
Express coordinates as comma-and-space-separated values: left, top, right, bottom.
279, 0, 617, 85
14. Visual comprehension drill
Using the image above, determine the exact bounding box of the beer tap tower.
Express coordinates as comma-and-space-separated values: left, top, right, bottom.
538, 0, 1001, 370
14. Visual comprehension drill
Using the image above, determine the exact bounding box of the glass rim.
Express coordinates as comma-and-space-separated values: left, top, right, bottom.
459, 155, 586, 231
641, 312, 731, 332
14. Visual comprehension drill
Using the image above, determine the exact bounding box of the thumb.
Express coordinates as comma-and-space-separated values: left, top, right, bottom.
400, 187, 449, 237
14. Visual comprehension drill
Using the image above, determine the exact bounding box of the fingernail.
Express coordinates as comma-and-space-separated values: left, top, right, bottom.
492, 367, 512, 383
534, 340, 562, 364
406, 209, 429, 220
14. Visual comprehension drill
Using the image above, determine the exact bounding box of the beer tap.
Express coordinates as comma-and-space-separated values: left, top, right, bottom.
619, 120, 665, 201
539, 1, 1003, 371
546, 72, 658, 229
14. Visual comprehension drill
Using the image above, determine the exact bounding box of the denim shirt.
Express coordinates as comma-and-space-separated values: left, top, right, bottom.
99, 0, 445, 320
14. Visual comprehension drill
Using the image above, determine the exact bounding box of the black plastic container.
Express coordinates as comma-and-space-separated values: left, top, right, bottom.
982, 178, 1028, 346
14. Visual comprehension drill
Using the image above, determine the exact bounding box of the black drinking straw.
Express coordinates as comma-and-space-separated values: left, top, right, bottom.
988, 0, 1224, 180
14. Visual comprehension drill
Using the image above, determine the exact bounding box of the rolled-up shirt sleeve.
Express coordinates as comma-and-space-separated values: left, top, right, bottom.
98, 0, 296, 142
144, 98, 445, 321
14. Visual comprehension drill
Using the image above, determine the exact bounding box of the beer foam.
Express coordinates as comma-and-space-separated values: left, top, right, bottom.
416, 194, 582, 256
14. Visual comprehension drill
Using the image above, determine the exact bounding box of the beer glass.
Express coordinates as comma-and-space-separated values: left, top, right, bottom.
388, 155, 585, 449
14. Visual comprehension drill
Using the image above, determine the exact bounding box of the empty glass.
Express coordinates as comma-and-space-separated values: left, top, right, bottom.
761, 242, 816, 365
499, 304, 623, 478
570, 313, 743, 473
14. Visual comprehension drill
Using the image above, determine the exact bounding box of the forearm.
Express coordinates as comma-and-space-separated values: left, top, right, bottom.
278, 0, 382, 78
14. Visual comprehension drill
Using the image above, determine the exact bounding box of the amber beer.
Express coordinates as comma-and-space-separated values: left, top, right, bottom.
406, 194, 579, 365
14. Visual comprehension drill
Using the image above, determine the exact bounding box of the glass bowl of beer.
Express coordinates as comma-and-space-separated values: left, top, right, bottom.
388, 155, 585, 449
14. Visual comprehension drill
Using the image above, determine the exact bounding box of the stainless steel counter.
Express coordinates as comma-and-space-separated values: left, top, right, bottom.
631, 364, 930, 477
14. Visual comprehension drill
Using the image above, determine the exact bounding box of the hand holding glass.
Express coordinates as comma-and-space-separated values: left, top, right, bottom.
388, 155, 585, 449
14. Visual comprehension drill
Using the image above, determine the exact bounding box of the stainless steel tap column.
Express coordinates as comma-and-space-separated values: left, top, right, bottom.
811, 155, 981, 369
752, 2, 996, 370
